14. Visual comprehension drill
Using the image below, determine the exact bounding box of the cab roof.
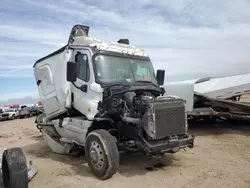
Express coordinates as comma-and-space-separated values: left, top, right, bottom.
33, 25, 148, 68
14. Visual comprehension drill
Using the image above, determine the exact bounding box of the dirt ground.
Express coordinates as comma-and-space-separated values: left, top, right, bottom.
0, 116, 250, 188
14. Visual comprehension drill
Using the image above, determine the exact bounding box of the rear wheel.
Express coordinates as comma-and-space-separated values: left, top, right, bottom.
2, 147, 28, 188
85, 129, 119, 180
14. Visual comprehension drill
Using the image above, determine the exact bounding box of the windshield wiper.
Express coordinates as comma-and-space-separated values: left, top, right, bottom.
103, 83, 130, 88
135, 80, 159, 87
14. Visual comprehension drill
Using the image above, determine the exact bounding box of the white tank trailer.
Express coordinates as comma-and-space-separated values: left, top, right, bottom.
33, 25, 194, 180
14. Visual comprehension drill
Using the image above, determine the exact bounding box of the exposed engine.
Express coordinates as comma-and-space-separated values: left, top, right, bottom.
123, 91, 155, 118
100, 90, 156, 119
99, 90, 187, 140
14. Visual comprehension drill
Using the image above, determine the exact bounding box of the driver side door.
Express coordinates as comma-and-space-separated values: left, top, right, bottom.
71, 50, 94, 118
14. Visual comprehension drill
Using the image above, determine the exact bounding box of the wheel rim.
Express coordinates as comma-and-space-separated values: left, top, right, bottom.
89, 141, 105, 170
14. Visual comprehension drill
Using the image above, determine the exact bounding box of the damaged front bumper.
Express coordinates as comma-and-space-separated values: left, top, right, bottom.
138, 134, 195, 154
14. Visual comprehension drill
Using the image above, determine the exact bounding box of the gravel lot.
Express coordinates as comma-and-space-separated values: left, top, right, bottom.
0, 116, 250, 188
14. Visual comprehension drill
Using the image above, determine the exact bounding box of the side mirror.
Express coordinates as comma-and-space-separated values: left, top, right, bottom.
66, 61, 77, 82
156, 69, 165, 86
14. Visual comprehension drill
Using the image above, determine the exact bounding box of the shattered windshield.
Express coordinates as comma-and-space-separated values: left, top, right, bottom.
94, 55, 158, 85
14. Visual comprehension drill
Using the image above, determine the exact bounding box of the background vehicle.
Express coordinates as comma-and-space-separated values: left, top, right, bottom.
35, 104, 44, 114
29, 106, 39, 116
164, 73, 250, 123
19, 106, 31, 118
0, 109, 3, 121
1, 108, 19, 120
34, 25, 194, 180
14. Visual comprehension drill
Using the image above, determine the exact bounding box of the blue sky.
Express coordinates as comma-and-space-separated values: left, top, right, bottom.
1, 0, 250, 101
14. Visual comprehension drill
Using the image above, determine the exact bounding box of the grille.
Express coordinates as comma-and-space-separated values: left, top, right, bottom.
2, 114, 9, 117
153, 99, 186, 139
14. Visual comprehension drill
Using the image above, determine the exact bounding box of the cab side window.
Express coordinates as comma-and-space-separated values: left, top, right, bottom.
75, 54, 90, 82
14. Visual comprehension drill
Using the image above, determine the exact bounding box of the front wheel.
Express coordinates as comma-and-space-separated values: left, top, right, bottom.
11, 115, 15, 120
85, 129, 119, 180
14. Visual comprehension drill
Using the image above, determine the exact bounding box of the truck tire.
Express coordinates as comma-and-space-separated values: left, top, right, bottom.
85, 129, 119, 180
2, 147, 28, 188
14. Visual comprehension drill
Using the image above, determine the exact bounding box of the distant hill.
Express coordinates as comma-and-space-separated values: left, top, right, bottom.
0, 96, 40, 106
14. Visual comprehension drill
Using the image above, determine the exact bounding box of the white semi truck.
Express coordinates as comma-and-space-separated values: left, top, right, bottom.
33, 25, 194, 180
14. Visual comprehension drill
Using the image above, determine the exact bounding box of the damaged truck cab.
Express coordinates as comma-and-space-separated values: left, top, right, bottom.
34, 25, 194, 180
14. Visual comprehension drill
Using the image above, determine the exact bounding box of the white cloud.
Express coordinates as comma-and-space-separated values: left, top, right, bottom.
0, 90, 39, 102
0, 65, 31, 70
1, 0, 250, 99
0, 25, 67, 47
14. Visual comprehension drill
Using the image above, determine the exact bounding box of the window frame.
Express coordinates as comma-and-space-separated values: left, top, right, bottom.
75, 53, 90, 82
92, 53, 157, 85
